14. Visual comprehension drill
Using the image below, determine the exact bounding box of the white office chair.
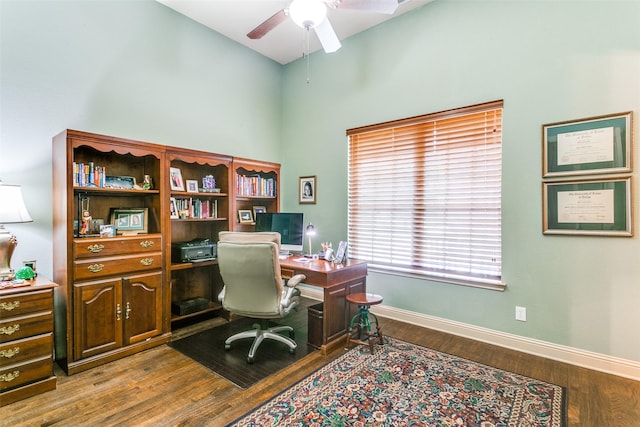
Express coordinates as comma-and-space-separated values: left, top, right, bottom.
216, 231, 306, 363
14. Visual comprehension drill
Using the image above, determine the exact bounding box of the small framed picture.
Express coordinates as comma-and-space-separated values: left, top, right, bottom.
334, 241, 348, 263
170, 167, 185, 191
99, 224, 115, 237
186, 179, 199, 193
110, 208, 148, 234
299, 175, 316, 204
238, 209, 254, 224
22, 260, 37, 273
169, 197, 179, 219
253, 205, 267, 219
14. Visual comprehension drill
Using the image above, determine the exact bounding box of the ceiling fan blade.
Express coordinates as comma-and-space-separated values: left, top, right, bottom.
247, 9, 288, 40
314, 18, 341, 53
332, 0, 398, 14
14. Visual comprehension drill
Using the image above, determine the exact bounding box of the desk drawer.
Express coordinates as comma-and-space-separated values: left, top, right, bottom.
74, 235, 161, 258
74, 252, 162, 280
0, 312, 53, 343
0, 289, 53, 319
0, 333, 52, 367
0, 356, 52, 392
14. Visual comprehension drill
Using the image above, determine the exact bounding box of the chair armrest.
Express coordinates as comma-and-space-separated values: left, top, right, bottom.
285, 274, 306, 287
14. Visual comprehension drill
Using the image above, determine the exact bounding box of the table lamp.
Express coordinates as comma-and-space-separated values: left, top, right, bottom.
0, 182, 33, 280
305, 223, 316, 257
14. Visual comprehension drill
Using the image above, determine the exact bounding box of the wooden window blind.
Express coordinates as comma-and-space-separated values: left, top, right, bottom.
347, 100, 503, 288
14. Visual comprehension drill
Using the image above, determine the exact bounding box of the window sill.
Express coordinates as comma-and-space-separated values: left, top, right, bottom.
368, 266, 507, 292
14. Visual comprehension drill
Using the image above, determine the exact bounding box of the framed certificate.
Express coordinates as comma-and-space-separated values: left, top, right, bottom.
542, 112, 632, 178
542, 178, 632, 236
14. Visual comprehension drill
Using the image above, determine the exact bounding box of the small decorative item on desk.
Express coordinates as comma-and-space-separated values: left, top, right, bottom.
14, 266, 35, 280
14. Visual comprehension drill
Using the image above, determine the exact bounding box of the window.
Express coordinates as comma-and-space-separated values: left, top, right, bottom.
347, 100, 503, 289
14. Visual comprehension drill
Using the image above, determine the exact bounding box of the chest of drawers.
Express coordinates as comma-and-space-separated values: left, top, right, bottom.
0, 276, 57, 406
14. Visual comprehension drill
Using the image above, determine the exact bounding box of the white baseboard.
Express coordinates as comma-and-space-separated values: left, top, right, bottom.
299, 287, 640, 381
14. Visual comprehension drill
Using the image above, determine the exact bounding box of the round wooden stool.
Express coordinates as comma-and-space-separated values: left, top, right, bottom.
346, 293, 384, 354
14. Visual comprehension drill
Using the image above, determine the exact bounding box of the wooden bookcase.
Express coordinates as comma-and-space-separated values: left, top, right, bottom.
52, 130, 280, 374
166, 148, 231, 326
231, 157, 280, 231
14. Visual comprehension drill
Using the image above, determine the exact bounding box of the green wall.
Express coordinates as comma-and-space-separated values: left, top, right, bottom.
281, 1, 640, 362
1, 0, 639, 364
0, 0, 282, 280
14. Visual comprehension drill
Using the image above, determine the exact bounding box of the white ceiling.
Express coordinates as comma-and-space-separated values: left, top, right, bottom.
156, 0, 433, 65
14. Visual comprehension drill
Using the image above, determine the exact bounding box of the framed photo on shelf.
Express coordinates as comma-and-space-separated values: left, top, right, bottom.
169, 197, 179, 219
110, 208, 149, 235
253, 205, 266, 219
299, 175, 316, 204
542, 177, 632, 236
170, 167, 185, 191
238, 209, 253, 224
105, 176, 136, 189
542, 112, 632, 178
186, 179, 199, 193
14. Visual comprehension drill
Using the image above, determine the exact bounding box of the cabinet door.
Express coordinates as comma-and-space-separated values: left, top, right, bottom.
73, 279, 123, 360
123, 271, 163, 345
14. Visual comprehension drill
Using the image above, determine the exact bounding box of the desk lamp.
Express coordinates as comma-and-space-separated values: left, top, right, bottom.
305, 223, 316, 257
0, 182, 33, 280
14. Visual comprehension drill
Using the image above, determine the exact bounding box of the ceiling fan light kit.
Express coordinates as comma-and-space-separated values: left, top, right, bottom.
289, 0, 327, 29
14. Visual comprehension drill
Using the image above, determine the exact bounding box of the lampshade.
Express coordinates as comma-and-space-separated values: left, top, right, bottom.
0, 182, 32, 280
289, 0, 327, 29
0, 183, 33, 224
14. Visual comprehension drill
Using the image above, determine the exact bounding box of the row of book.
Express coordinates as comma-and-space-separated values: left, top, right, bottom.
73, 162, 106, 187
236, 175, 276, 197
172, 198, 219, 219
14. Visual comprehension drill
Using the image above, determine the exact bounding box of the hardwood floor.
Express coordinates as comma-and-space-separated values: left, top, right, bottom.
2, 316, 639, 426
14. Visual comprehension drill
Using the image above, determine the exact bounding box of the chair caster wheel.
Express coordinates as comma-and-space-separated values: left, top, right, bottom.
247, 356, 254, 364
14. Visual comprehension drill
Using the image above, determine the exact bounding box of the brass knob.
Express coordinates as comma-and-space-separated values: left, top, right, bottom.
0, 347, 20, 358
0, 301, 20, 311
0, 370, 20, 383
87, 264, 104, 273
87, 244, 104, 253
0, 324, 20, 335
140, 258, 154, 266
140, 240, 154, 248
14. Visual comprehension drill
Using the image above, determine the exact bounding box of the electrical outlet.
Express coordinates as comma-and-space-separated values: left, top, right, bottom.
515, 306, 527, 322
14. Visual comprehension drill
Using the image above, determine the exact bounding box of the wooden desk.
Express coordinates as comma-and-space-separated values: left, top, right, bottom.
279, 257, 367, 354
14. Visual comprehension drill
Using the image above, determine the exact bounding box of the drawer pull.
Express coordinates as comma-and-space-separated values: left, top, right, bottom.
140, 258, 154, 266
87, 263, 104, 273
87, 244, 105, 253
0, 324, 20, 336
0, 301, 20, 311
0, 370, 20, 383
116, 303, 122, 321
125, 302, 132, 320
0, 347, 20, 358
140, 240, 154, 248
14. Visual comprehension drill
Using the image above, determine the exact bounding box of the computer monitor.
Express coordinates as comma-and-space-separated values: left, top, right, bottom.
254, 212, 304, 254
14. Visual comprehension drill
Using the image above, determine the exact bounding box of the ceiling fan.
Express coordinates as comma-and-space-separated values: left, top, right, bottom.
247, 0, 399, 54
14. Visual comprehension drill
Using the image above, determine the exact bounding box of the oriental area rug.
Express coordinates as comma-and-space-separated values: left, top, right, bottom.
228, 337, 566, 426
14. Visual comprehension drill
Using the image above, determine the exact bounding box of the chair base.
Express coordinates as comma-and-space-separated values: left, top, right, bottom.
225, 321, 296, 363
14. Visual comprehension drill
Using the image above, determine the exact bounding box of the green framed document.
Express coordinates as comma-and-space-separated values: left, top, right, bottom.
542, 112, 632, 178
542, 178, 632, 236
